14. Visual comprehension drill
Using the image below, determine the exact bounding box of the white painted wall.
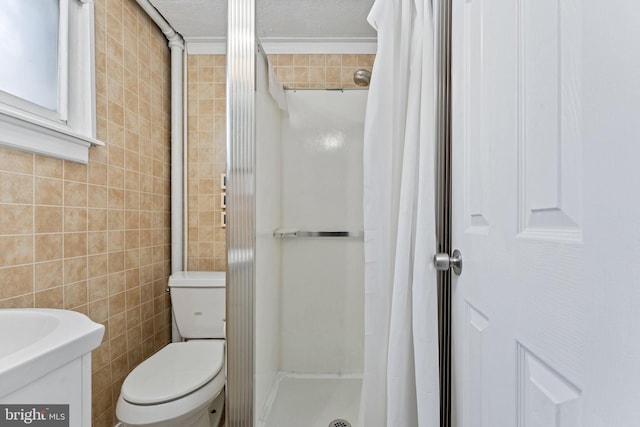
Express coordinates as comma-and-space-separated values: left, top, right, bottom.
280, 91, 367, 374
255, 51, 284, 416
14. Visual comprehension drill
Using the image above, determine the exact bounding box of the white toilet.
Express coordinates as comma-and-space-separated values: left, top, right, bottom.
116, 271, 226, 427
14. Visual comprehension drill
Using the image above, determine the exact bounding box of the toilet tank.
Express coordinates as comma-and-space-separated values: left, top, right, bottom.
169, 271, 226, 339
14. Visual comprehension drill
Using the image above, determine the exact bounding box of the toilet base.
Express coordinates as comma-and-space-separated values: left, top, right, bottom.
209, 389, 225, 427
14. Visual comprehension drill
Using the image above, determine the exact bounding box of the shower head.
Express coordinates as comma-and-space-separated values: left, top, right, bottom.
353, 69, 372, 87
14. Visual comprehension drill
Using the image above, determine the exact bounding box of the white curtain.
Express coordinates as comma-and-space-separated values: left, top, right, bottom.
361, 0, 439, 425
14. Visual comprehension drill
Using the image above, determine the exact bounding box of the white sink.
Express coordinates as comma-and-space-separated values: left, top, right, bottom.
0, 308, 105, 398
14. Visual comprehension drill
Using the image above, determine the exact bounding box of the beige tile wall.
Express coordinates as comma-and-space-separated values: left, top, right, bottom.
186, 55, 227, 272
0, 0, 172, 425
268, 54, 375, 89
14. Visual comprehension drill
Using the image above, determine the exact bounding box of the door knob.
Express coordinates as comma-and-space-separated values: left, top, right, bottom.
434, 249, 463, 276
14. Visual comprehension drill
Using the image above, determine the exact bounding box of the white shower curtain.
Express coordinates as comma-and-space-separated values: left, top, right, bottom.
361, 0, 439, 425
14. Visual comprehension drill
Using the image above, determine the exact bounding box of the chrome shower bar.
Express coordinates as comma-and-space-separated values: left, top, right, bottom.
273, 229, 364, 239
283, 88, 368, 92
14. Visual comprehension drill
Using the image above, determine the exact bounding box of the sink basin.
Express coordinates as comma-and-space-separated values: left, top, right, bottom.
0, 310, 60, 358
0, 309, 104, 398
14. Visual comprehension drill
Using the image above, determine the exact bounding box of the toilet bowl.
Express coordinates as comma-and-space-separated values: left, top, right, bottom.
116, 341, 225, 427
116, 271, 226, 427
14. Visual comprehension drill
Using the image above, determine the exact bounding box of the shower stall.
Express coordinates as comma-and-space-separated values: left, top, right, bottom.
253, 50, 367, 426
226, 1, 369, 418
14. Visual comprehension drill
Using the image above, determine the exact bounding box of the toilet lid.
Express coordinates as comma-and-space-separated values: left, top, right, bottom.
121, 341, 224, 405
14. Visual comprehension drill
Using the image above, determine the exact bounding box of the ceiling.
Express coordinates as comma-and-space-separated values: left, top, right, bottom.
147, 0, 377, 43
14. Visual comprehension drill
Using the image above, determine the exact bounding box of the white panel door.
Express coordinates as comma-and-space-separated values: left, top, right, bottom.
451, 0, 640, 426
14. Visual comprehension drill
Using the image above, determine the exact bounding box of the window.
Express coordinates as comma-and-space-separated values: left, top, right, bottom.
0, 0, 102, 163
0, 0, 60, 115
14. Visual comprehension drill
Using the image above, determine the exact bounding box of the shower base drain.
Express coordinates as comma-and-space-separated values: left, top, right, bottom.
329, 419, 352, 427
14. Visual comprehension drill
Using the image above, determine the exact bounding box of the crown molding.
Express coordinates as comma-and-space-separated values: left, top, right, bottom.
261, 37, 377, 54
184, 37, 378, 55
185, 37, 227, 55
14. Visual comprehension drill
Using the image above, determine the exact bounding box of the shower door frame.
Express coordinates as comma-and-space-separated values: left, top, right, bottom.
226, 0, 256, 425
436, 0, 454, 426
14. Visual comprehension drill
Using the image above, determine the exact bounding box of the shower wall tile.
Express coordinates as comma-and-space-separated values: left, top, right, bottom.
0, 0, 172, 425
269, 54, 375, 89
186, 55, 227, 272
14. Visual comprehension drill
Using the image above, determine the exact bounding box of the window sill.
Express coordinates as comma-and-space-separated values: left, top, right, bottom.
0, 105, 103, 164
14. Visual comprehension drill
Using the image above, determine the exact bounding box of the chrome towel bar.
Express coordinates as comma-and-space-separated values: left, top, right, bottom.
273, 229, 364, 239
